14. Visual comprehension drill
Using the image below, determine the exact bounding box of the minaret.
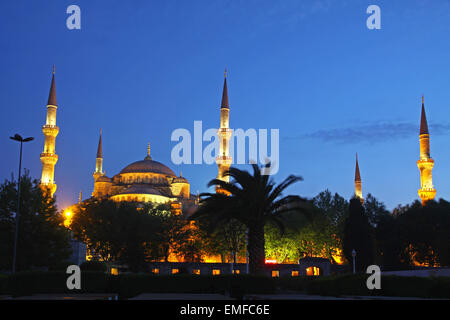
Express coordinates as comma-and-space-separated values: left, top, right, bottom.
417, 96, 436, 205
216, 69, 232, 194
40, 66, 59, 197
93, 129, 104, 181
354, 153, 364, 203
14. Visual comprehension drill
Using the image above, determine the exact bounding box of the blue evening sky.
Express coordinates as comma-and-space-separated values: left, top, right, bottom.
1, 0, 450, 210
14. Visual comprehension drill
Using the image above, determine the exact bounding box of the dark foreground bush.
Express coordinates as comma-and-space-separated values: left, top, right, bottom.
80, 261, 108, 272
6, 271, 112, 297
306, 274, 450, 299
117, 274, 275, 299
0, 274, 8, 295
4, 272, 275, 299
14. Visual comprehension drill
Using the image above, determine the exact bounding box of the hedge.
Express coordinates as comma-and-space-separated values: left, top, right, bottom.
3, 272, 450, 299
306, 274, 450, 299
6, 271, 113, 297
0, 274, 8, 295
4, 272, 275, 299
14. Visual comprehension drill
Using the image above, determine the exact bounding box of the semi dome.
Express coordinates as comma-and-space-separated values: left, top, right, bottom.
120, 159, 176, 177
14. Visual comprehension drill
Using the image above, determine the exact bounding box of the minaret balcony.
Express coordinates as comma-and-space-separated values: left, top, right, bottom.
40, 153, 59, 164
216, 156, 232, 165
42, 125, 59, 136
217, 128, 232, 137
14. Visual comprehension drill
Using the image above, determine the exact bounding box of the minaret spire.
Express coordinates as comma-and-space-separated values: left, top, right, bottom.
420, 95, 429, 135
145, 142, 152, 160
94, 129, 104, 177
40, 66, 60, 197
221, 68, 229, 109
96, 129, 103, 158
216, 69, 232, 194
417, 96, 436, 205
354, 153, 363, 203
47, 65, 57, 106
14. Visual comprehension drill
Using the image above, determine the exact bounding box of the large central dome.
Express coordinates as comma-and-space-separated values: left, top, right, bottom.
120, 158, 176, 176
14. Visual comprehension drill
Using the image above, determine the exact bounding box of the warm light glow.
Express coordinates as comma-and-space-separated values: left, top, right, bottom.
272, 270, 280, 277
291, 270, 299, 277
212, 269, 221, 275
63, 209, 73, 228
172, 268, 179, 274
110, 268, 119, 276
306, 266, 320, 276
265, 259, 277, 264
193, 269, 200, 275
331, 247, 345, 265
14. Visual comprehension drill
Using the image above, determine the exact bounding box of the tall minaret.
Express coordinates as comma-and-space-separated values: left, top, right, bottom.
417, 96, 436, 205
216, 69, 232, 194
40, 66, 59, 197
93, 129, 104, 180
354, 153, 363, 203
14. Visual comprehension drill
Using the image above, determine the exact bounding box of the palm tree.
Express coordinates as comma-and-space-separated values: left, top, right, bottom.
193, 163, 307, 274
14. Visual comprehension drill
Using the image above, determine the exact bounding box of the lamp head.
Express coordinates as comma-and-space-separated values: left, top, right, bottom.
10, 134, 23, 142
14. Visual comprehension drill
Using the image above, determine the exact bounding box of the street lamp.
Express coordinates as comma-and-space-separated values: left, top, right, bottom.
245, 229, 250, 274
10, 133, 34, 273
352, 249, 356, 274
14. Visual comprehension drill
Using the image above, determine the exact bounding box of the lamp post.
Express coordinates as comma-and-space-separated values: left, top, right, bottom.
245, 229, 249, 274
352, 249, 356, 274
10, 134, 34, 273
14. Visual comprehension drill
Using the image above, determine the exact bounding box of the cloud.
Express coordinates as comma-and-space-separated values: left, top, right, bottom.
285, 121, 450, 145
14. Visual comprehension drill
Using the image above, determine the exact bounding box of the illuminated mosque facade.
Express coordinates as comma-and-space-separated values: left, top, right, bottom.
91, 134, 196, 215
39, 67, 436, 212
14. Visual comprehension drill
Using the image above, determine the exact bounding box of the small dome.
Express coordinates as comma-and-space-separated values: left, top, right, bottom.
172, 176, 188, 183
120, 159, 176, 177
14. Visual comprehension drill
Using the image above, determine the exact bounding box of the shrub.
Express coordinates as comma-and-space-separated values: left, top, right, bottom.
306, 274, 450, 298
0, 274, 8, 295
116, 274, 275, 299
6, 271, 112, 297
80, 261, 108, 273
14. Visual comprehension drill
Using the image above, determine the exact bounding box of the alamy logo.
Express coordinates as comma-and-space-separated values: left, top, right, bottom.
171, 121, 280, 175
366, 5, 381, 30
366, 265, 381, 290
66, 265, 81, 290
66, 5, 81, 30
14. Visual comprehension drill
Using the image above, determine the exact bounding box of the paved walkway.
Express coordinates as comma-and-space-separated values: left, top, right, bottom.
130, 293, 233, 300
7, 293, 118, 300
246, 294, 447, 300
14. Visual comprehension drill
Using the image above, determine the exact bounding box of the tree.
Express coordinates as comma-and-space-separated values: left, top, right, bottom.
196, 216, 247, 263
395, 199, 450, 267
144, 203, 193, 262
70, 199, 161, 271
363, 193, 390, 227
0, 172, 72, 271
342, 198, 374, 272
193, 163, 306, 274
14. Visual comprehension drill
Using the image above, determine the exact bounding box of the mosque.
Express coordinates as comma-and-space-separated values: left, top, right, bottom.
90, 135, 196, 215
38, 67, 233, 216
39, 66, 436, 213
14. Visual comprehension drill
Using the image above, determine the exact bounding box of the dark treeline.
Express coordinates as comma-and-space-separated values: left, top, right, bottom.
0, 171, 449, 273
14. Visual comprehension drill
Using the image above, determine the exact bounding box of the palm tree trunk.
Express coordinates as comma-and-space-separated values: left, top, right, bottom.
248, 223, 266, 274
